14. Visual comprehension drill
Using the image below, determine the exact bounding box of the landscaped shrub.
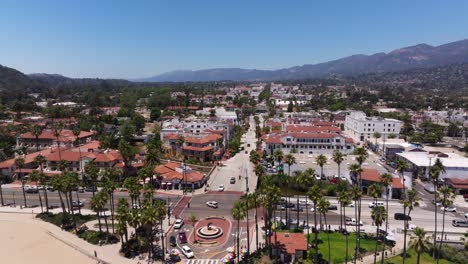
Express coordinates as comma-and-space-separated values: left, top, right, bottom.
121, 237, 147, 258
36, 212, 97, 231
77, 230, 119, 245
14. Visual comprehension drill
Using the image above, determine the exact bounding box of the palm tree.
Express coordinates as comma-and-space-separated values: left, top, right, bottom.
53, 122, 63, 160
410, 227, 429, 264
284, 154, 296, 178
116, 198, 130, 244
72, 128, 83, 174
368, 184, 381, 225
350, 186, 362, 263
401, 189, 420, 264
50, 175, 67, 214
84, 161, 99, 197
273, 149, 283, 166
188, 214, 198, 242
308, 184, 323, 263
437, 186, 454, 263
0, 175, 5, 206
240, 194, 252, 255
34, 154, 49, 211
90, 191, 106, 234
248, 192, 261, 251
28, 170, 44, 212
31, 124, 43, 152
430, 158, 445, 260
380, 173, 393, 264
128, 208, 141, 240
15, 157, 27, 208
316, 154, 327, 178
332, 150, 344, 179
141, 201, 158, 260
338, 190, 352, 263
318, 197, 331, 264
396, 159, 409, 194
259, 182, 280, 258
371, 206, 387, 264
232, 200, 246, 260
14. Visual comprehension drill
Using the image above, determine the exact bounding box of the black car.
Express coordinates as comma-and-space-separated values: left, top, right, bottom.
25, 187, 39, 193
169, 235, 176, 246
394, 213, 412, 221
84, 186, 97, 192
290, 206, 303, 212
328, 205, 338, 210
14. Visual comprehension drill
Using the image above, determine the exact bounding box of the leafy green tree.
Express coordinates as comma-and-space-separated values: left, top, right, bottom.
119, 121, 136, 142
118, 140, 136, 177
150, 107, 161, 121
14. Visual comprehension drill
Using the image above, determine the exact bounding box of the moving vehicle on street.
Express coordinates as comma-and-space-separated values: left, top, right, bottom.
394, 213, 412, 221
206, 201, 218, 208
368, 201, 384, 208
24, 185, 38, 193
230, 177, 236, 184
218, 184, 225, 191
181, 245, 194, 258
72, 200, 84, 208
346, 218, 363, 226
169, 235, 176, 247
441, 206, 457, 212
174, 219, 184, 229
452, 220, 468, 227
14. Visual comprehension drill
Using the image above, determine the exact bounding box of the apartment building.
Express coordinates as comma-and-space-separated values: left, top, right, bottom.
345, 111, 403, 143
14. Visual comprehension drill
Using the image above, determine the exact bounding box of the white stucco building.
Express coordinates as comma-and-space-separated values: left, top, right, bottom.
345, 111, 403, 143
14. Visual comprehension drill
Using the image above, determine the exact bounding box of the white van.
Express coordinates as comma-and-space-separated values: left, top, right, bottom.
368, 201, 385, 208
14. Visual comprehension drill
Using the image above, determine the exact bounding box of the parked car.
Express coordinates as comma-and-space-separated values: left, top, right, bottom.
431, 200, 442, 206
25, 186, 38, 193
169, 235, 176, 246
394, 213, 412, 221
346, 218, 363, 226
230, 177, 236, 184
178, 232, 187, 244
174, 219, 184, 229
451, 220, 468, 227
299, 199, 310, 207
181, 245, 194, 258
85, 186, 97, 192
290, 206, 303, 212
218, 184, 225, 191
368, 201, 384, 208
314, 174, 321, 180
441, 206, 457, 212
328, 205, 338, 210
206, 201, 218, 208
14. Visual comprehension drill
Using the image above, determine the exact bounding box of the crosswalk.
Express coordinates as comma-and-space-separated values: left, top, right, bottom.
183, 259, 220, 264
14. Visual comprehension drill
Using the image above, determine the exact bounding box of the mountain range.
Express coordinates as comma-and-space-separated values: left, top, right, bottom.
139, 39, 468, 82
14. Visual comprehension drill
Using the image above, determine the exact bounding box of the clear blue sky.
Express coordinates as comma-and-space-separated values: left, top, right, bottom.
1, 0, 467, 79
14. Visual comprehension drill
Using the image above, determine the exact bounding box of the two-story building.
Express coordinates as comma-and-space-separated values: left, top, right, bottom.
17, 129, 95, 150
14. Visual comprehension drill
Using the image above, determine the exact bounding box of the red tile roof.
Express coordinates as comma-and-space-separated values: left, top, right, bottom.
153, 162, 205, 183
360, 168, 381, 182
163, 133, 179, 140
270, 232, 307, 254
20, 129, 94, 142
264, 135, 282, 144
184, 134, 222, 144
288, 133, 336, 139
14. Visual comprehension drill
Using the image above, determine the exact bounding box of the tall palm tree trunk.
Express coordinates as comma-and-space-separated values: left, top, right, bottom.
110, 193, 115, 233
374, 225, 379, 264
437, 211, 447, 264
0, 184, 4, 206
237, 218, 240, 262
43, 187, 49, 212
354, 199, 358, 264
314, 205, 318, 264
306, 203, 310, 249
246, 206, 250, 255
38, 191, 43, 213
254, 200, 259, 251
69, 191, 77, 232
96, 210, 102, 233
381, 187, 390, 264
21, 182, 27, 208
58, 191, 66, 214
103, 211, 110, 242
403, 206, 408, 264
432, 184, 438, 260
344, 206, 349, 264
324, 213, 331, 264
75, 191, 81, 214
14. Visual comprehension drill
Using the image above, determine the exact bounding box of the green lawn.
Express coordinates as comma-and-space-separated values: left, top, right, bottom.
384, 249, 452, 264
306, 232, 383, 264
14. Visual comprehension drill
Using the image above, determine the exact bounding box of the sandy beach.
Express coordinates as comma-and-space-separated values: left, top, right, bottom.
0, 213, 95, 264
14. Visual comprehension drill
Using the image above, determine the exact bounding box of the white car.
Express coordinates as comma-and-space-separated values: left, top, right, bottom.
174, 219, 184, 229
347, 202, 355, 207
181, 245, 194, 258
314, 174, 321, 180
368, 201, 384, 208
299, 199, 310, 206
441, 206, 457, 212
340, 175, 347, 181
206, 201, 218, 208
218, 184, 225, 191
346, 218, 363, 226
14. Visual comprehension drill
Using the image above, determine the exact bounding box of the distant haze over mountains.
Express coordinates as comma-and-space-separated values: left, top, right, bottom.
139, 39, 468, 82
